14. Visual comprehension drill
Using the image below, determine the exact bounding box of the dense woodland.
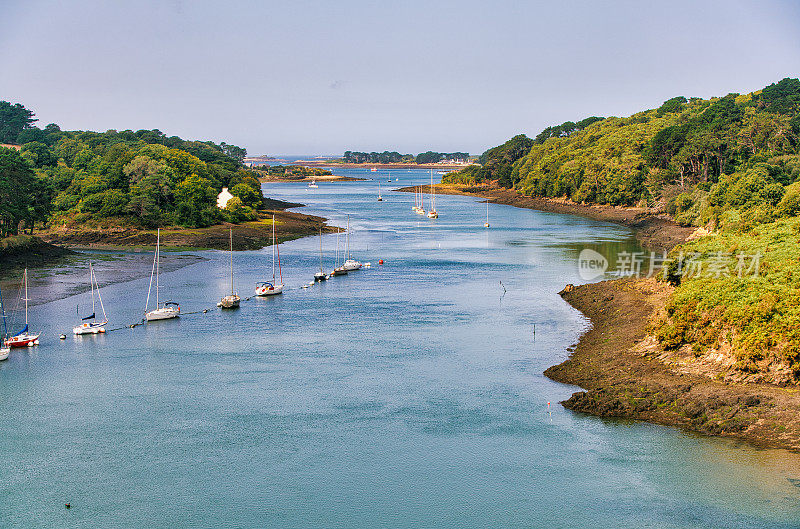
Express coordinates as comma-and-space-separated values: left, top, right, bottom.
0, 101, 265, 237
446, 78, 800, 383
343, 150, 469, 164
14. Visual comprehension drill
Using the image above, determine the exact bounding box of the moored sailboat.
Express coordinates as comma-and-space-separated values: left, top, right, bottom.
145, 229, 180, 321
427, 170, 438, 219
314, 228, 328, 281
377, 182, 383, 201
342, 215, 362, 271
484, 199, 490, 228
6, 268, 40, 347
416, 186, 426, 215
219, 228, 241, 308
330, 227, 348, 276
73, 262, 108, 335
255, 215, 284, 296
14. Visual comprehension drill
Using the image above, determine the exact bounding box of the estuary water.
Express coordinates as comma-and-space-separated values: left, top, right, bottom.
2, 168, 800, 528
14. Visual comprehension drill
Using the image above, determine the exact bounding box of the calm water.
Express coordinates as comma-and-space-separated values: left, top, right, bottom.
2, 168, 800, 528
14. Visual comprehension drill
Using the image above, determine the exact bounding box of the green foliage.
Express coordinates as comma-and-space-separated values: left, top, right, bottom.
0, 101, 37, 143
0, 148, 39, 236
0, 103, 258, 231
445, 78, 800, 209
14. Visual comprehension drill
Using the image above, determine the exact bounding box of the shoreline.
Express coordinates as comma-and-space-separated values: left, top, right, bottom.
397, 183, 694, 251
296, 161, 472, 170
37, 210, 332, 252
257, 173, 364, 183
405, 183, 799, 450
545, 279, 800, 451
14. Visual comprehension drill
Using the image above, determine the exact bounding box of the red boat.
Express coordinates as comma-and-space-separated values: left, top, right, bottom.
5, 269, 40, 348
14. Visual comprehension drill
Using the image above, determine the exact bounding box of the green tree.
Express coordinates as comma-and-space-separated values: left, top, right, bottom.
0, 101, 37, 144
0, 148, 37, 236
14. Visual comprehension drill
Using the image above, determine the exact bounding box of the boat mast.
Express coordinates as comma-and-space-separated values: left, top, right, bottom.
0, 286, 7, 342
23, 268, 28, 326
430, 169, 436, 211
229, 228, 234, 295
90, 262, 96, 321
319, 229, 324, 273
155, 229, 160, 308
272, 215, 276, 282
346, 215, 350, 260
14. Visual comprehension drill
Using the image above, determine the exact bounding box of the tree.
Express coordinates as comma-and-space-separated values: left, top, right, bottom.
0, 101, 37, 144
0, 148, 37, 236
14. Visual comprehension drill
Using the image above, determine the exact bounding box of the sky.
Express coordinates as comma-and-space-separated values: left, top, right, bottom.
1, 0, 799, 156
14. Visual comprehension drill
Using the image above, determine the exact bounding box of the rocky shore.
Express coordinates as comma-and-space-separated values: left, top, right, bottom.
545, 279, 800, 451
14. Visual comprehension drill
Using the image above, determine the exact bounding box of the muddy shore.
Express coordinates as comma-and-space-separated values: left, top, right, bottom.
408, 183, 800, 450
37, 209, 331, 252
397, 184, 695, 251
545, 279, 800, 451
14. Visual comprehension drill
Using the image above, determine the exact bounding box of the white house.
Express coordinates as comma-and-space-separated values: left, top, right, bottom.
217, 187, 234, 209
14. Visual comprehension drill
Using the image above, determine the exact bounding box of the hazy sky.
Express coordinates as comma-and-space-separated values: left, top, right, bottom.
2, 0, 799, 156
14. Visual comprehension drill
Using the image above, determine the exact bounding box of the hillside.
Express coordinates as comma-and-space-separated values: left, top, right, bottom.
446, 78, 800, 386
0, 101, 283, 240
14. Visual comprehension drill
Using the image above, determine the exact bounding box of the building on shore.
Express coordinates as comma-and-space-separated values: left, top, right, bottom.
217, 187, 234, 209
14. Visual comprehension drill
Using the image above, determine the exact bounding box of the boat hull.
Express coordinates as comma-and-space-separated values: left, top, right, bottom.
73, 322, 107, 335
145, 307, 180, 321
218, 295, 241, 309
314, 272, 328, 281
0, 347, 8, 361
6, 333, 40, 347
342, 260, 362, 271
255, 284, 283, 296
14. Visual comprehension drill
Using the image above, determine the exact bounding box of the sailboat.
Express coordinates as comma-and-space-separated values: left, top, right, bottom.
427, 170, 439, 218
145, 229, 180, 321
6, 268, 40, 347
377, 182, 383, 201
308, 180, 318, 188
412, 186, 420, 211
416, 186, 426, 215
0, 286, 10, 360
484, 199, 490, 228
342, 215, 362, 271
73, 261, 108, 335
255, 215, 284, 296
314, 229, 328, 281
218, 229, 241, 308
331, 227, 348, 276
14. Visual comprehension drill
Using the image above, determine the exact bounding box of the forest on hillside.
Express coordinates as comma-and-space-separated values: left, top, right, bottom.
0, 101, 264, 237
447, 78, 800, 384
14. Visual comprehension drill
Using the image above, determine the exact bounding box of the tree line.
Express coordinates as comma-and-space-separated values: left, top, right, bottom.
0, 101, 262, 237
343, 150, 470, 164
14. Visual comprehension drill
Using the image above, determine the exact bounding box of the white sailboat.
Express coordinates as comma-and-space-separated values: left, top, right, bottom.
416, 186, 426, 215
377, 182, 383, 201
6, 268, 40, 347
314, 228, 328, 281
342, 215, 362, 271
484, 199, 490, 228
331, 227, 348, 276
255, 215, 284, 296
0, 285, 10, 360
145, 229, 180, 321
218, 229, 241, 308
308, 180, 318, 188
427, 170, 439, 218
73, 262, 108, 335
